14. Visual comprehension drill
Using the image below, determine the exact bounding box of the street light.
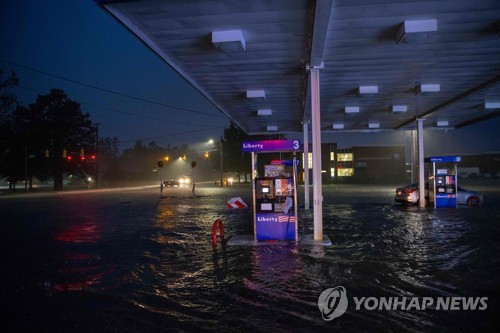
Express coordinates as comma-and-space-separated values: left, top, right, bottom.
207, 138, 224, 187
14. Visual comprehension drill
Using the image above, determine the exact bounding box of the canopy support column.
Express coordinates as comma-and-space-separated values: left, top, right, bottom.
303, 121, 310, 210
310, 67, 323, 240
417, 118, 426, 208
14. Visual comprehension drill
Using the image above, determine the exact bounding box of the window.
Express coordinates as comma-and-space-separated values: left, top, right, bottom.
330, 167, 336, 178
302, 152, 313, 169
337, 153, 353, 162
338, 168, 354, 177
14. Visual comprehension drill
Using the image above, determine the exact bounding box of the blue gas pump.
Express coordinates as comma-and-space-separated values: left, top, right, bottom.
425, 156, 461, 208
242, 140, 300, 241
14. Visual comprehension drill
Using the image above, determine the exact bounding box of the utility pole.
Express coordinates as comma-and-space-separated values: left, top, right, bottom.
220, 136, 224, 187
24, 139, 28, 193
95, 123, 99, 189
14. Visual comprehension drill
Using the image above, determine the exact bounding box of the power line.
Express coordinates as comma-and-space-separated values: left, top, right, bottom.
18, 84, 216, 127
1, 59, 225, 118
119, 126, 227, 143
16, 84, 227, 144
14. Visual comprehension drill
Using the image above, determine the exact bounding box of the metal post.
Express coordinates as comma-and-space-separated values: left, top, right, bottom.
303, 121, 310, 210
310, 68, 323, 240
159, 166, 163, 197
95, 123, 99, 189
417, 119, 426, 208
24, 139, 28, 193
251, 152, 257, 241
220, 137, 223, 187
432, 162, 436, 208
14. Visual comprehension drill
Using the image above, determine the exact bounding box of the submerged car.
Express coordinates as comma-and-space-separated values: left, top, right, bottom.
395, 183, 483, 206
164, 179, 180, 187
456, 186, 484, 206
394, 183, 427, 205
178, 176, 191, 187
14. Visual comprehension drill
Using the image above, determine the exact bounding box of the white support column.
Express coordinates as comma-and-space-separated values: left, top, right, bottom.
310, 68, 323, 240
417, 119, 426, 208
251, 152, 257, 241
303, 121, 310, 210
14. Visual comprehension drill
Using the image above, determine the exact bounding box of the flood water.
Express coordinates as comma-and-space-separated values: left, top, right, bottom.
1, 183, 499, 332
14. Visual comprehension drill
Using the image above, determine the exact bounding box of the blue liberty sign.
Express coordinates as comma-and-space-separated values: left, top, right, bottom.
242, 140, 300, 152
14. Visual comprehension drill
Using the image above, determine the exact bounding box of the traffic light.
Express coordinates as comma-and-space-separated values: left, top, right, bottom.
62, 149, 67, 158
204, 152, 209, 158
45, 149, 49, 158
182, 154, 186, 161
80, 148, 84, 157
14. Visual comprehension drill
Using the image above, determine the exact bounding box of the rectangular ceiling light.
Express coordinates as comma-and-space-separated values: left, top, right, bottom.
267, 125, 278, 131
396, 19, 437, 44
247, 90, 266, 100
368, 122, 380, 129
436, 121, 449, 127
484, 101, 500, 109
345, 106, 360, 114
212, 30, 246, 52
392, 105, 408, 113
333, 123, 344, 130
416, 83, 440, 94
358, 85, 378, 94
258, 109, 272, 116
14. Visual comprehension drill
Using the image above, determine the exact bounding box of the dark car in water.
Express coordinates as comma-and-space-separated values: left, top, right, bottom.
164, 179, 180, 187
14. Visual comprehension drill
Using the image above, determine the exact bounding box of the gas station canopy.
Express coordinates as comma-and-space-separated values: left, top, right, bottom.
96, 0, 500, 134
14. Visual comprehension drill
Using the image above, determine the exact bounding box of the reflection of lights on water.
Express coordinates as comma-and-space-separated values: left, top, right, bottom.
45, 251, 114, 293
54, 220, 100, 243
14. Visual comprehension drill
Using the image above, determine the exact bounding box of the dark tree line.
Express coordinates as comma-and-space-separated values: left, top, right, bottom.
1, 69, 97, 191
1, 68, 281, 191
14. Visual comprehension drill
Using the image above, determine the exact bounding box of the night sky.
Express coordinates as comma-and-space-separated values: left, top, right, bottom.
0, 0, 228, 150
1, 1, 499, 155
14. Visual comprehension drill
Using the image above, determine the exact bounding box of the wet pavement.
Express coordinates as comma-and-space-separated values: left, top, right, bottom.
1, 182, 499, 332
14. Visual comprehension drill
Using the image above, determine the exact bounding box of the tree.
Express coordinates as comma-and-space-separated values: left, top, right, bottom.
11, 89, 96, 191
222, 122, 251, 182
121, 140, 170, 181
0, 69, 19, 188
0, 68, 18, 119
99, 136, 124, 185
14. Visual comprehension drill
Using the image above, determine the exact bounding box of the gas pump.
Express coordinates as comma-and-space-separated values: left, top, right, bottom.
242, 140, 300, 241
425, 156, 461, 208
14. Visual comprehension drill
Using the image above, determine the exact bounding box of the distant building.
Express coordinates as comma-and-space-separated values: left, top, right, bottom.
458, 153, 500, 177
302, 144, 406, 183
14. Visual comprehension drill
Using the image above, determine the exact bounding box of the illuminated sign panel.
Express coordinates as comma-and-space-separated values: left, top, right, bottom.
242, 140, 300, 152
427, 156, 461, 163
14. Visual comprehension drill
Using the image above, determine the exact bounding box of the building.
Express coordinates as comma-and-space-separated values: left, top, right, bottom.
458, 153, 500, 177
303, 144, 406, 183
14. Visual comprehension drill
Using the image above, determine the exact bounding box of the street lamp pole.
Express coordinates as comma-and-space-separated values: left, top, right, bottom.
95, 123, 99, 189
220, 136, 224, 187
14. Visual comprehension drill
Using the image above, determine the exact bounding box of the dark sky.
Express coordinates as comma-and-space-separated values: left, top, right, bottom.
1, 1, 499, 156
0, 0, 229, 150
